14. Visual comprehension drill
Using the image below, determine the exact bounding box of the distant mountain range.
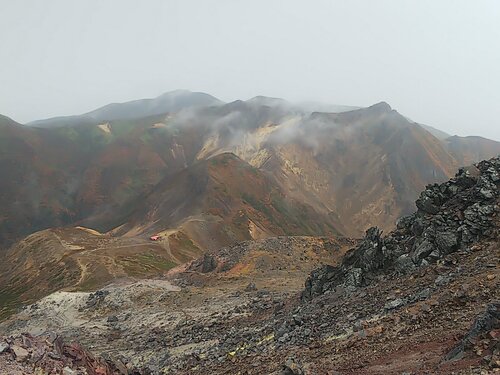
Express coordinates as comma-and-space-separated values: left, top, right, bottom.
1, 90, 499, 253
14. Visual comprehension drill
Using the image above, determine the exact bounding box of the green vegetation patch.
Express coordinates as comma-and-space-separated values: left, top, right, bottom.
242, 192, 275, 223
0, 290, 20, 321
175, 235, 199, 254
0, 285, 31, 322
118, 253, 176, 277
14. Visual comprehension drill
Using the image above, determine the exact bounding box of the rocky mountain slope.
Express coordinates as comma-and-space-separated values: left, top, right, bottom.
1, 93, 499, 338
0, 112, 183, 247
0, 156, 498, 374
0, 153, 344, 318
114, 152, 343, 248
0, 114, 89, 247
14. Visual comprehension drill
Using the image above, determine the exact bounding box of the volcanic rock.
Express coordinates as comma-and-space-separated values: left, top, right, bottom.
303, 156, 500, 300
446, 302, 500, 361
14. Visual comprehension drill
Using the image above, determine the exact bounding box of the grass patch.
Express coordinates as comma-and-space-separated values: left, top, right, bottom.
0, 288, 28, 322
119, 253, 176, 277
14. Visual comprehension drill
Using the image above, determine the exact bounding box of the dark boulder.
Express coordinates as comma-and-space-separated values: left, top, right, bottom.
411, 239, 435, 263
416, 187, 442, 214
435, 231, 458, 254
302, 265, 340, 300
200, 254, 218, 273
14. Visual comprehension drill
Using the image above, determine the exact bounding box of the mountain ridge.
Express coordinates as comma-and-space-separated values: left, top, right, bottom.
27, 90, 223, 128
1, 94, 499, 250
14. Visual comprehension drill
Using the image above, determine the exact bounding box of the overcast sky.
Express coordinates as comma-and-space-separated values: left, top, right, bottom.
1, 0, 499, 140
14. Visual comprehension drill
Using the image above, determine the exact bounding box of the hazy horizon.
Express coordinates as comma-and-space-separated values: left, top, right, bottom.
1, 0, 499, 141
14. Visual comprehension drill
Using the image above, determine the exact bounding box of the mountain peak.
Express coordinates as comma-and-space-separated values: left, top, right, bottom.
159, 89, 192, 96
157, 89, 221, 102
246, 96, 289, 107
369, 101, 392, 112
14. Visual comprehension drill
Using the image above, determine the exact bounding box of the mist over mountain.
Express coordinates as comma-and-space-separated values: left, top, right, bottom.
1, 91, 499, 250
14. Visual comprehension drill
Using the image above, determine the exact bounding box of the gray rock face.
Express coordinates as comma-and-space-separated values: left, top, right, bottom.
302, 265, 339, 300
416, 191, 441, 214
200, 253, 218, 273
446, 302, 500, 361
435, 231, 458, 254
394, 254, 416, 273
303, 156, 500, 300
0, 342, 8, 354
412, 239, 435, 262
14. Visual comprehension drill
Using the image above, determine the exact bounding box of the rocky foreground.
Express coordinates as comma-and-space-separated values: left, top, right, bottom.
0, 157, 499, 374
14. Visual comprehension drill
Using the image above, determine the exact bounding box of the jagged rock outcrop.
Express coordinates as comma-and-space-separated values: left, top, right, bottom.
0, 333, 152, 375
303, 156, 500, 300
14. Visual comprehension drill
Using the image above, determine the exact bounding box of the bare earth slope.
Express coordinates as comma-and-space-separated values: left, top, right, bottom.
255, 103, 462, 236
445, 135, 500, 166
115, 152, 344, 247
